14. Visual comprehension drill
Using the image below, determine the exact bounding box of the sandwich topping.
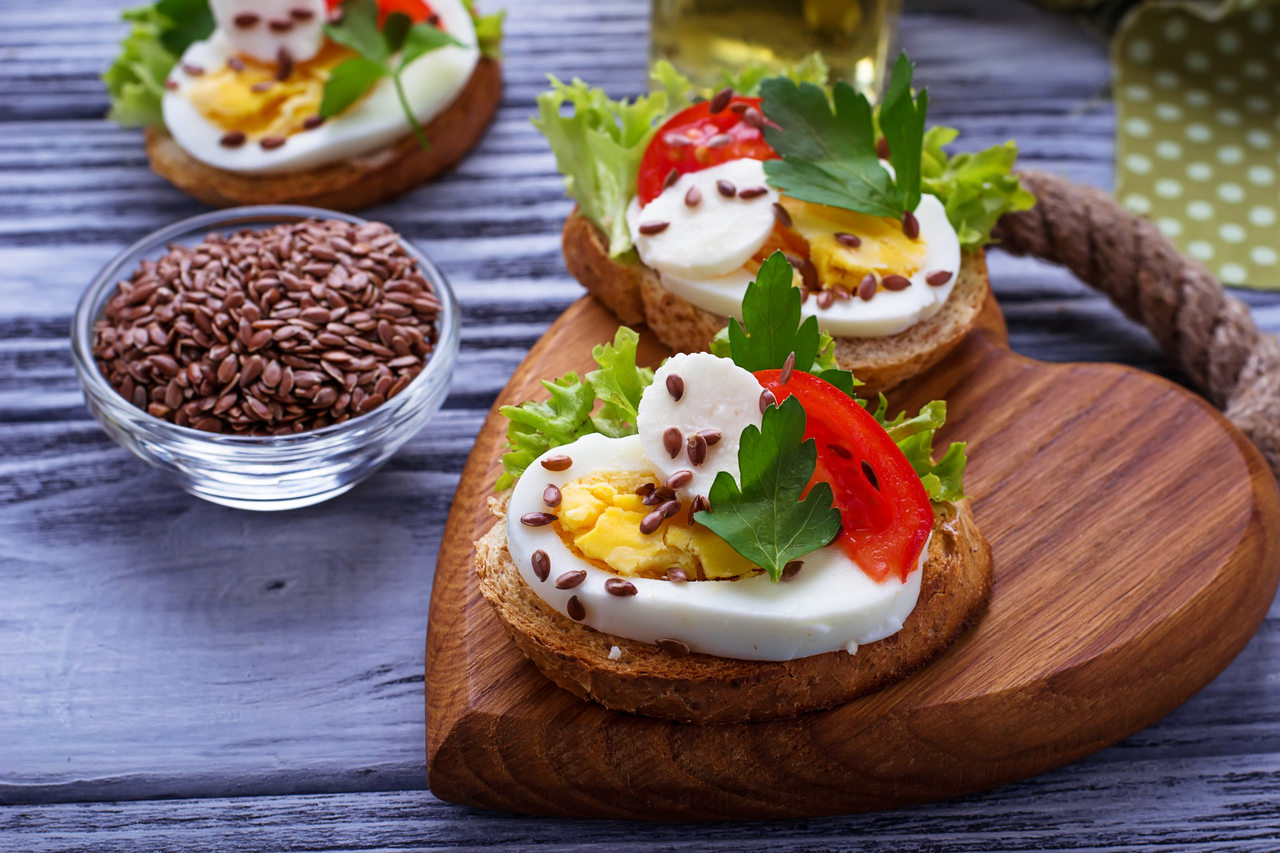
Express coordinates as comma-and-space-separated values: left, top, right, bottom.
497, 253, 968, 662
105, 0, 504, 173
535, 52, 1034, 340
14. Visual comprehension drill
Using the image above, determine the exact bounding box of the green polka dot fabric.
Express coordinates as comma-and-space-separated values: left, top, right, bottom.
1115, 1, 1280, 288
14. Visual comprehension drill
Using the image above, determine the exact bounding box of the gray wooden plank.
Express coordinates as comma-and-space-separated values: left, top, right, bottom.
1, 0, 1280, 846
4, 753, 1280, 852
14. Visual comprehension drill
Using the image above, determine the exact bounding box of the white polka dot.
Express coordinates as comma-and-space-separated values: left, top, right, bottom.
1216, 108, 1241, 127
1154, 71, 1179, 90
1217, 183, 1246, 203
1249, 165, 1275, 186
1185, 89, 1210, 108
1216, 29, 1241, 53
1250, 206, 1277, 226
1125, 153, 1153, 174
1164, 17, 1188, 40
1157, 218, 1183, 237
1128, 38, 1153, 63
1155, 179, 1183, 198
1155, 140, 1182, 159
1124, 84, 1151, 102
1251, 9, 1273, 29
1187, 200, 1214, 221
1220, 223, 1246, 243
1188, 241, 1215, 260
1186, 123, 1212, 142
1125, 117, 1152, 137
1125, 194, 1152, 215
1215, 77, 1240, 95
1185, 51, 1210, 72
1247, 129, 1272, 149
1252, 247, 1278, 266
1244, 60, 1268, 80
1246, 95, 1270, 113
1155, 103, 1182, 121
1220, 263, 1248, 284
1219, 145, 1244, 165
1187, 162, 1214, 181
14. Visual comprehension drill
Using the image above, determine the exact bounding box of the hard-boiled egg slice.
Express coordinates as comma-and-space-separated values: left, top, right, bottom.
162, 0, 478, 174
625, 158, 779, 280
507, 433, 925, 661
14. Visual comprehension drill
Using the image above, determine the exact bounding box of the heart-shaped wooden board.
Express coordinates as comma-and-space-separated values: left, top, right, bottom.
425, 289, 1280, 820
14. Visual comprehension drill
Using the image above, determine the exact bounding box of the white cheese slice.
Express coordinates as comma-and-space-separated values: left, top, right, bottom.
625, 158, 779, 280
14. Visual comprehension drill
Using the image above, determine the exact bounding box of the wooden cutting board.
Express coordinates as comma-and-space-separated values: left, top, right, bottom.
425, 290, 1280, 820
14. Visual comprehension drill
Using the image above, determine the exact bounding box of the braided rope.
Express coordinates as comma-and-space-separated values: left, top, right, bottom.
992, 170, 1280, 478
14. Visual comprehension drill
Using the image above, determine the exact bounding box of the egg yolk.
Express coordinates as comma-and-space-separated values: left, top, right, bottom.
554, 470, 756, 580
183, 41, 353, 139
779, 199, 928, 293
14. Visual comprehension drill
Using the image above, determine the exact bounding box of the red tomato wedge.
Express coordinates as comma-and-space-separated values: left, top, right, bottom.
636, 96, 778, 205
327, 0, 438, 25
755, 369, 933, 583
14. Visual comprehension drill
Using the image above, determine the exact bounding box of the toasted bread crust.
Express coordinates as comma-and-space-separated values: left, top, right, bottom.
476, 496, 992, 724
562, 209, 990, 395
144, 58, 502, 210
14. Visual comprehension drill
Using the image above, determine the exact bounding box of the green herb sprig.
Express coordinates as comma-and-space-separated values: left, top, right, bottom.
321, 0, 463, 147
760, 52, 927, 220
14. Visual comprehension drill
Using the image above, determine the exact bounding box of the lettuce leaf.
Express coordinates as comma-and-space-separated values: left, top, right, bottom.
867, 395, 968, 502
586, 327, 654, 437
716, 51, 831, 96
102, 0, 213, 129
496, 326, 655, 489
922, 126, 1036, 249
461, 0, 504, 60
532, 77, 670, 257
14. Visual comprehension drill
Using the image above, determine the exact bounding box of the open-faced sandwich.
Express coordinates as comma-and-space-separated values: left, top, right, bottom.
104, 0, 503, 209
535, 53, 1034, 394
476, 252, 993, 724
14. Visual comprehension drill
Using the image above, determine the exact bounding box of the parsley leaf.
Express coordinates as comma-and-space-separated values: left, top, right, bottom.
761, 77, 900, 218
697, 396, 842, 581
879, 52, 928, 215
154, 0, 214, 57
322, 0, 463, 148
760, 52, 927, 219
725, 252, 821, 372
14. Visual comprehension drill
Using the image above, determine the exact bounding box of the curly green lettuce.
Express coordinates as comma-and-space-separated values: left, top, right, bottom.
103, 0, 213, 128
495, 327, 653, 490
461, 0, 504, 60
922, 126, 1036, 248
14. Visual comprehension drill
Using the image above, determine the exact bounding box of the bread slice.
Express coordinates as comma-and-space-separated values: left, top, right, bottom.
561, 208, 990, 395
144, 58, 501, 210
475, 495, 992, 724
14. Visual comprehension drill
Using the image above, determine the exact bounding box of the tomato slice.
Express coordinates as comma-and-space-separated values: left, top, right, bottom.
326, 0, 438, 25
755, 369, 934, 583
636, 96, 778, 205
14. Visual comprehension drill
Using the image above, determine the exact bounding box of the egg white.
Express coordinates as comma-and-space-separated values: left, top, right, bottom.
506, 432, 924, 662
626, 157, 963, 338
162, 0, 479, 174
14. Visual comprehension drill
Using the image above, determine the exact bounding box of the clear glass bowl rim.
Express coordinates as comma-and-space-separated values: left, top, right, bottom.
69, 204, 460, 450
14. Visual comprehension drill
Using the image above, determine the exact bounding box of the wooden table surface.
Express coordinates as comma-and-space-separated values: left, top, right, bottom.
2, 0, 1279, 850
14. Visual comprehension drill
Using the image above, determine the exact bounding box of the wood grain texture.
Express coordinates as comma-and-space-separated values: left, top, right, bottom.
3, 0, 1280, 847
425, 296, 1280, 819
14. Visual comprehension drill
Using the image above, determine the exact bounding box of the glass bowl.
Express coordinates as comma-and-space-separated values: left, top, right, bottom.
70, 206, 460, 511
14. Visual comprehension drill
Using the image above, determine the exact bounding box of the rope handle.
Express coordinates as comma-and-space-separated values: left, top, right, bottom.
992, 170, 1280, 478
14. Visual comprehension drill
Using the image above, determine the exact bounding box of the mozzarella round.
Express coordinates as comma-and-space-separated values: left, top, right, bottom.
626, 158, 779, 280
635, 352, 763, 499
647, 189, 962, 339
162, 0, 479, 174
507, 434, 924, 661
210, 0, 326, 63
